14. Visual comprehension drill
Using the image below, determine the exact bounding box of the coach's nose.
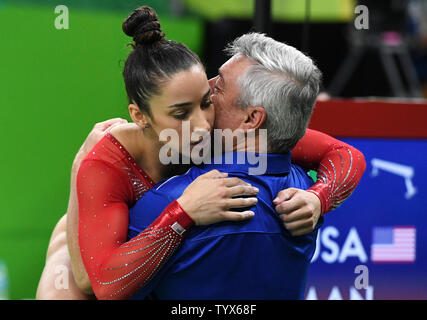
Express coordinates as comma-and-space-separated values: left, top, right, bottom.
208, 76, 218, 91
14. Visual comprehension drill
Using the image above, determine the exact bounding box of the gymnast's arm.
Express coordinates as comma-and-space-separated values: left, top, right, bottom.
35, 119, 128, 299
66, 150, 94, 295
275, 129, 366, 236
67, 119, 129, 295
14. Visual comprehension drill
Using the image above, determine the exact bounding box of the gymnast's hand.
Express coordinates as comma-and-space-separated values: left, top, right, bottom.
274, 188, 321, 236
177, 170, 259, 226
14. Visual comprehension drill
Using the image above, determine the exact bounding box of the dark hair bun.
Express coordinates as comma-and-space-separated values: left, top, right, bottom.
122, 6, 165, 45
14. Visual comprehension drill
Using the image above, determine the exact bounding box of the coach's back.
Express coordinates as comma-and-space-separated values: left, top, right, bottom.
128, 152, 323, 299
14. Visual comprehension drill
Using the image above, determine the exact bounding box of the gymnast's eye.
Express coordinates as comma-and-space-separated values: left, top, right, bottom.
201, 99, 213, 109
173, 111, 189, 120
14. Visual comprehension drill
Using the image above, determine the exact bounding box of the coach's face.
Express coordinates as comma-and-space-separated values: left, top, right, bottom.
209, 55, 256, 131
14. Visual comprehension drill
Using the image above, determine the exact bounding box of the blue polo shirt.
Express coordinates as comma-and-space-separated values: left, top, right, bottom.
128, 152, 323, 300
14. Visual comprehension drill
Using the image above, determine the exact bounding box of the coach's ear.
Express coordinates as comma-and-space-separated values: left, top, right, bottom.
240, 106, 266, 131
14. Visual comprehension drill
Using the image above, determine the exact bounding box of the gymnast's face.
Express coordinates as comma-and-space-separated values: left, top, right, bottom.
140, 64, 214, 155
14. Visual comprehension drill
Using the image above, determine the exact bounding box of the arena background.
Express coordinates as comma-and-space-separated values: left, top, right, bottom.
0, 0, 426, 300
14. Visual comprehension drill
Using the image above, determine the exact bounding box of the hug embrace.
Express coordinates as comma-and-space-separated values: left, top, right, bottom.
36, 5, 366, 300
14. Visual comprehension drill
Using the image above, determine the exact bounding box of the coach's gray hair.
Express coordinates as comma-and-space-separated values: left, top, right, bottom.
225, 33, 322, 153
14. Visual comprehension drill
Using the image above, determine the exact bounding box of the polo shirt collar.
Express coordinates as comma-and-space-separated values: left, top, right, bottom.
200, 151, 291, 175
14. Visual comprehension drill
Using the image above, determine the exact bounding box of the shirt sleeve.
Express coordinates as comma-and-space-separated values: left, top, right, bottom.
77, 159, 194, 300
291, 129, 367, 214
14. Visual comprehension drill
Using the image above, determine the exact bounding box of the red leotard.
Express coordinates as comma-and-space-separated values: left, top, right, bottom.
77, 129, 365, 300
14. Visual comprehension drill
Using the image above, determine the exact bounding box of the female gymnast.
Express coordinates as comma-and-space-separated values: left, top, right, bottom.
36, 6, 365, 300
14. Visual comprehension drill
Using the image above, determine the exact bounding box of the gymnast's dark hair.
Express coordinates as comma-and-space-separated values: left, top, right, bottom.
122, 6, 202, 116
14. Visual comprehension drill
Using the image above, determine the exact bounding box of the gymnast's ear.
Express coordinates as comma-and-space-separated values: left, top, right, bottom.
128, 104, 150, 129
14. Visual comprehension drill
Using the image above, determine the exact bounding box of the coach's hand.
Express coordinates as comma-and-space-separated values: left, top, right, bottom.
73, 118, 128, 167
79, 118, 128, 156
274, 188, 321, 236
178, 170, 258, 226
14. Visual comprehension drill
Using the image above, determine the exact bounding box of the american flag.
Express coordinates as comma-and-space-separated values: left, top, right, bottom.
371, 227, 416, 263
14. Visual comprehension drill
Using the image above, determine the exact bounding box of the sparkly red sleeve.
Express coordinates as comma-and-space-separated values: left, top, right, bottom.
77, 159, 194, 300
291, 129, 366, 215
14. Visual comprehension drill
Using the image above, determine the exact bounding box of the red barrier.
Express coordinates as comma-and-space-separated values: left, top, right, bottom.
309, 99, 427, 138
